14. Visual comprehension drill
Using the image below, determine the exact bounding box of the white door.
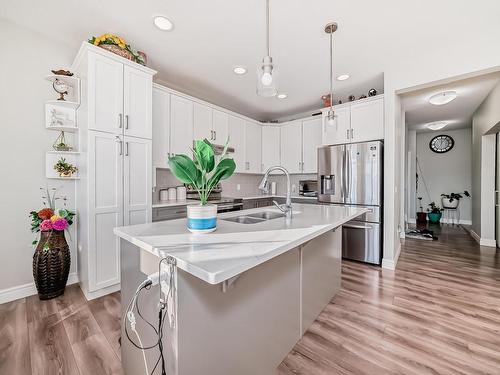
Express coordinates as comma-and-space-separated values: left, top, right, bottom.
212, 110, 229, 144
350, 97, 384, 142
123, 66, 153, 139
280, 121, 302, 174
193, 102, 213, 141
88, 52, 123, 134
88, 131, 123, 290
123, 136, 152, 226
302, 117, 322, 173
496, 134, 500, 248
228, 115, 246, 173
262, 126, 280, 172
152, 87, 170, 168
245, 122, 262, 173
170, 94, 194, 156
322, 106, 351, 145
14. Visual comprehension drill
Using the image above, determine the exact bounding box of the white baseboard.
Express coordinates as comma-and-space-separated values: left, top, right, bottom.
470, 229, 481, 243
0, 272, 79, 305
80, 283, 121, 301
382, 242, 401, 271
406, 218, 471, 225
469, 229, 496, 247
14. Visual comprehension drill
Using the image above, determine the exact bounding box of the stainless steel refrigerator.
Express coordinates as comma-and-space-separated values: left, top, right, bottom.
318, 141, 383, 265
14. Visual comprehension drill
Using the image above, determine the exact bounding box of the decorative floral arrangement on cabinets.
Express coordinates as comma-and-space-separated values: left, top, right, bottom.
88, 33, 147, 66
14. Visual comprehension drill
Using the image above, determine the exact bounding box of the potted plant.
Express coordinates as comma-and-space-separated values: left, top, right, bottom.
30, 187, 75, 300
441, 191, 470, 209
88, 34, 147, 66
54, 157, 78, 177
427, 202, 443, 223
168, 139, 235, 233
416, 197, 427, 223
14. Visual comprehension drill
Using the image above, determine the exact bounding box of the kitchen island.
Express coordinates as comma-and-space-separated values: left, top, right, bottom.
114, 203, 368, 375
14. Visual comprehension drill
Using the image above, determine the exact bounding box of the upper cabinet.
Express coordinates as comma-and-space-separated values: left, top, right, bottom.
280, 121, 302, 174
193, 102, 213, 141
322, 95, 384, 145
302, 117, 322, 174
245, 122, 262, 173
212, 110, 229, 144
170, 94, 194, 156
152, 87, 170, 168
228, 115, 246, 173
261, 126, 280, 172
123, 66, 153, 139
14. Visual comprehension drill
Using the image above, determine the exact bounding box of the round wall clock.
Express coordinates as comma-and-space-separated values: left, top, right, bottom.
429, 134, 454, 153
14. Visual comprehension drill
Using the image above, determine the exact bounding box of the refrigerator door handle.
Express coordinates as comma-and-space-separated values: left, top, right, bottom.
341, 147, 345, 199
345, 147, 351, 199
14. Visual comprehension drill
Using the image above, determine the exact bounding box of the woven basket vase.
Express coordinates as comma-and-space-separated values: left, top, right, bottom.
33, 230, 71, 300
99, 44, 134, 61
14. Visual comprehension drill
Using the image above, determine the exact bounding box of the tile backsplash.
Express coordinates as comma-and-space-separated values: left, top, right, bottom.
154, 168, 317, 201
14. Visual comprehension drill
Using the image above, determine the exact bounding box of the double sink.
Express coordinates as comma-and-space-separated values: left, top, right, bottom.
222, 210, 285, 224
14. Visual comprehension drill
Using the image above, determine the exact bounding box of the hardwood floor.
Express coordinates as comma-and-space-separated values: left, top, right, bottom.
1, 224, 499, 374
278, 225, 500, 374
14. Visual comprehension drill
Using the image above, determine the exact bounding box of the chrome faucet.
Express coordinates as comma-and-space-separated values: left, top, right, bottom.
258, 166, 293, 219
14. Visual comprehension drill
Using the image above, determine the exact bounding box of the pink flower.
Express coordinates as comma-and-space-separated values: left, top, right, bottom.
52, 217, 68, 231
40, 219, 53, 231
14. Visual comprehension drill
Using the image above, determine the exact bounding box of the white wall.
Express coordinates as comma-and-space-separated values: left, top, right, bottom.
414, 129, 472, 223
471, 81, 500, 244
406, 130, 417, 222
0, 19, 79, 301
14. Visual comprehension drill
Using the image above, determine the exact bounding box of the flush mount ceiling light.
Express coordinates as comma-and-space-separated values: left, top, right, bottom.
257, 0, 277, 97
153, 16, 174, 31
325, 22, 338, 126
426, 121, 448, 130
428, 91, 457, 105
233, 66, 247, 75
337, 74, 350, 81
277, 93, 287, 99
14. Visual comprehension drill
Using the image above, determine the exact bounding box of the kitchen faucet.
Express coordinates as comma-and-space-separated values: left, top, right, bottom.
258, 166, 293, 219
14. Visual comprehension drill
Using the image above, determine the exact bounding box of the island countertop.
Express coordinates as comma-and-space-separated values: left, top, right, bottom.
114, 203, 368, 284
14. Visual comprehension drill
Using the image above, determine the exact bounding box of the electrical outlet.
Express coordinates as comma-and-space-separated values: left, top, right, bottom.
292, 184, 296, 193
236, 184, 241, 191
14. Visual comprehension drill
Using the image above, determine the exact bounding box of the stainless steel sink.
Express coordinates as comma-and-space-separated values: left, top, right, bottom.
222, 211, 285, 224
246, 211, 284, 220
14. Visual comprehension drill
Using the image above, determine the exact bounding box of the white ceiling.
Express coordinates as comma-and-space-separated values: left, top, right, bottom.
402, 72, 500, 133
1, 0, 499, 121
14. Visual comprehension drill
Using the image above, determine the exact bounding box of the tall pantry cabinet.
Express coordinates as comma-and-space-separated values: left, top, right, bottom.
72, 43, 156, 300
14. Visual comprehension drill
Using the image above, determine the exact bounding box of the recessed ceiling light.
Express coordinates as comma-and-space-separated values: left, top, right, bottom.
428, 91, 457, 105
277, 93, 288, 99
337, 74, 350, 81
153, 16, 174, 31
426, 121, 448, 130
233, 66, 247, 75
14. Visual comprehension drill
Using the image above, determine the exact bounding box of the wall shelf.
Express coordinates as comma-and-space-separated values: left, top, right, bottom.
45, 151, 79, 180
45, 100, 80, 109
45, 74, 80, 104
46, 125, 78, 132
47, 151, 81, 155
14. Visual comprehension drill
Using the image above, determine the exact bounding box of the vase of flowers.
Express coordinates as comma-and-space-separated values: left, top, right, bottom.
30, 188, 75, 300
168, 139, 235, 233
54, 157, 78, 178
88, 34, 147, 66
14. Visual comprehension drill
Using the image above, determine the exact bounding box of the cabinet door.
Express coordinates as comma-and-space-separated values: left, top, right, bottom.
88, 52, 123, 134
212, 110, 229, 144
193, 102, 213, 141
280, 121, 302, 174
350, 97, 384, 142
152, 87, 170, 168
302, 118, 322, 173
262, 126, 280, 172
322, 106, 350, 145
170, 95, 194, 156
123, 66, 152, 139
88, 131, 123, 290
123, 136, 152, 226
228, 115, 246, 173
245, 122, 262, 173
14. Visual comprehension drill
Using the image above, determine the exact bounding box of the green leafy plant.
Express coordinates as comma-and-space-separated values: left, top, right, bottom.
168, 139, 236, 205
441, 191, 470, 203
427, 202, 443, 214
54, 158, 77, 176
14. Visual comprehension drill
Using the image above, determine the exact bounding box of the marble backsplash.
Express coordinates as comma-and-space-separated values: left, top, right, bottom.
154, 168, 317, 201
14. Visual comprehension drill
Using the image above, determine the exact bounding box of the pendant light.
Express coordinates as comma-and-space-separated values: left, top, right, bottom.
325, 22, 338, 125
257, 0, 277, 97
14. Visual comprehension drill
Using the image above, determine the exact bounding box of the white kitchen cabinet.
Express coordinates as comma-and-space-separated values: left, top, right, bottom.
280, 121, 302, 174
88, 52, 123, 134
350, 96, 384, 142
228, 115, 246, 173
212, 110, 229, 144
170, 94, 194, 156
152, 86, 170, 168
193, 102, 213, 141
123, 136, 152, 226
261, 126, 280, 172
322, 106, 350, 145
123, 66, 153, 139
302, 117, 322, 173
245, 122, 262, 173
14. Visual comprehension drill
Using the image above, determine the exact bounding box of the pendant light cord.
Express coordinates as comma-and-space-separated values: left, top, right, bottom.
329, 30, 333, 114
266, 0, 270, 56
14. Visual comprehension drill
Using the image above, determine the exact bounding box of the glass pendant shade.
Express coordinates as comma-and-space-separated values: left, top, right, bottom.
256, 57, 277, 97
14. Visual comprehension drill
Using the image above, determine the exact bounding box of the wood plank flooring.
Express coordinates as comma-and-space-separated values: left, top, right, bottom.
1, 224, 499, 374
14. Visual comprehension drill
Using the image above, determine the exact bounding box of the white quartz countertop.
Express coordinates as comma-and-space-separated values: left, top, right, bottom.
114, 204, 368, 285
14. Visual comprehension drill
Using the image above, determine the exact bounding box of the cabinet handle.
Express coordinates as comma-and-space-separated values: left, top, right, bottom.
125, 115, 129, 129
346, 129, 349, 139
351, 128, 354, 139
125, 142, 129, 156
214, 130, 217, 140
118, 114, 123, 129
117, 137, 123, 155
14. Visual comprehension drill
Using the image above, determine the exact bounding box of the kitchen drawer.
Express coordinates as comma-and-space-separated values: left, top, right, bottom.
152, 206, 187, 222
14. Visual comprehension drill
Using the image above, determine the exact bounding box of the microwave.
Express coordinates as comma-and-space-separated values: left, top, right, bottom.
299, 180, 318, 197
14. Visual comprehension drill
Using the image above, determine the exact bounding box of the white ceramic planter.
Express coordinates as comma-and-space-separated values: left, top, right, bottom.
441, 197, 459, 209
187, 204, 217, 234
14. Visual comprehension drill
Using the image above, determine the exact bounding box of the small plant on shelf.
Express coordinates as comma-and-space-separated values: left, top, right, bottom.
427, 202, 443, 224
54, 158, 77, 178
52, 131, 72, 151
441, 191, 470, 208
